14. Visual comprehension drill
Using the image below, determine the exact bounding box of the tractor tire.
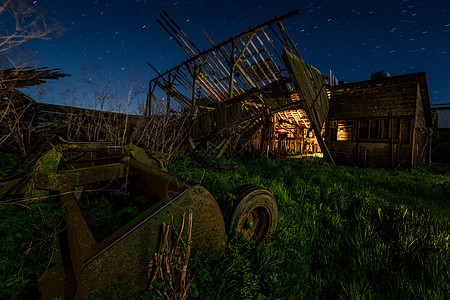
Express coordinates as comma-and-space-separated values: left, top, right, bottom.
228, 184, 278, 242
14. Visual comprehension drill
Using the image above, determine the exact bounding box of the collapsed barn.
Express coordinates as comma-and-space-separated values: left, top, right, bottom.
146, 10, 334, 162
146, 10, 436, 168
1, 11, 434, 169
325, 72, 432, 168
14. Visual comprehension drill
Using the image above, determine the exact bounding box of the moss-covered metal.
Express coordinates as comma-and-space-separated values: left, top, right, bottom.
0, 143, 227, 299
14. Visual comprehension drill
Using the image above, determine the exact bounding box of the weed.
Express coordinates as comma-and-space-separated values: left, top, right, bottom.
1, 154, 449, 298
0, 198, 65, 299
171, 158, 450, 299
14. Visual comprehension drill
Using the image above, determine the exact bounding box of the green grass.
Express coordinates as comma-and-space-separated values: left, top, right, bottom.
169, 157, 450, 299
0, 198, 65, 299
0, 155, 66, 299
1, 153, 449, 299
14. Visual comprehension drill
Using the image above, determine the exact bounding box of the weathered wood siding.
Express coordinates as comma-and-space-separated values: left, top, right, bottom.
326, 73, 432, 168
328, 141, 357, 164
329, 82, 417, 120
415, 85, 427, 129
329, 141, 394, 168
412, 86, 430, 166
358, 142, 391, 168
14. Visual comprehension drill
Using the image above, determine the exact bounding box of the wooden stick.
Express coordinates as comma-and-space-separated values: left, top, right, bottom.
249, 39, 278, 81
227, 41, 264, 86
163, 10, 201, 53
180, 209, 193, 290
170, 213, 186, 261
157, 19, 192, 57
200, 26, 252, 91
160, 13, 197, 56
238, 35, 272, 84
254, 32, 285, 78
151, 10, 300, 82
278, 21, 303, 60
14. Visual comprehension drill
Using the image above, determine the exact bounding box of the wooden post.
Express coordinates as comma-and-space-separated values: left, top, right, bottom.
192, 67, 198, 114
411, 117, 416, 168
389, 112, 394, 169
145, 92, 151, 116
146, 81, 157, 116
428, 129, 432, 164
228, 40, 236, 100
166, 74, 172, 115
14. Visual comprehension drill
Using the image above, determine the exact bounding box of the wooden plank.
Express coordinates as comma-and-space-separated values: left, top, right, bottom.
234, 33, 256, 69
232, 133, 241, 152
278, 21, 303, 60
238, 36, 272, 83
157, 18, 193, 57
249, 39, 278, 81
160, 13, 197, 56
282, 49, 334, 164
162, 10, 201, 53
188, 136, 196, 150
229, 42, 265, 86
214, 139, 226, 152
254, 33, 288, 88
283, 50, 329, 129
229, 41, 236, 99
217, 137, 232, 159
201, 26, 256, 91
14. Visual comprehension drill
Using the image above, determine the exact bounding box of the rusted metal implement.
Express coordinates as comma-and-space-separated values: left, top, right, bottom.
0, 142, 277, 298
147, 10, 334, 161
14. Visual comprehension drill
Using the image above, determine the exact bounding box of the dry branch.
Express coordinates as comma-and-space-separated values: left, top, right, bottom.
0, 0, 64, 55
149, 210, 194, 299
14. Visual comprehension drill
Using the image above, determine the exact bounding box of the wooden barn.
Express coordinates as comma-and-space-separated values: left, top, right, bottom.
325, 72, 432, 168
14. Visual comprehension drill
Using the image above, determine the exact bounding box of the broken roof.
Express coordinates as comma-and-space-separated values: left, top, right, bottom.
0, 67, 70, 90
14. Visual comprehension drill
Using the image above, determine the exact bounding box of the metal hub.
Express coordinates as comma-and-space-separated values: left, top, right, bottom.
241, 205, 271, 242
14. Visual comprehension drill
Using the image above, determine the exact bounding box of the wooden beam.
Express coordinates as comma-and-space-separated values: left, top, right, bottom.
238, 36, 272, 83
282, 49, 334, 164
229, 40, 236, 99
233, 32, 256, 69
150, 10, 300, 83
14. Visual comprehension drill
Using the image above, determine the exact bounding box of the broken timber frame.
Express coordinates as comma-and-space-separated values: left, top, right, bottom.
146, 9, 335, 163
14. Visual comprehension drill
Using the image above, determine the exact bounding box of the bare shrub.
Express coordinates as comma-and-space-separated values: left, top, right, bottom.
63, 80, 192, 168
0, 0, 65, 153
148, 210, 194, 299
0, 90, 34, 155
0, 0, 64, 64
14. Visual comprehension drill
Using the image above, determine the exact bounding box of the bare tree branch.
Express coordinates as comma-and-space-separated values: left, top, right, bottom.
0, 0, 64, 56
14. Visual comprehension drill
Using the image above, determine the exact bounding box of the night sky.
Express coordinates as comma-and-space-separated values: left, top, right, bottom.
17, 0, 450, 107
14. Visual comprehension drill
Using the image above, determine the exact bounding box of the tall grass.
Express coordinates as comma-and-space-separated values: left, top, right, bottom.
169, 158, 450, 299
2, 149, 448, 299
0, 157, 66, 299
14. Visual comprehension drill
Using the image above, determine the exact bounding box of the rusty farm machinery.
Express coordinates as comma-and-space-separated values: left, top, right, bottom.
0, 142, 277, 298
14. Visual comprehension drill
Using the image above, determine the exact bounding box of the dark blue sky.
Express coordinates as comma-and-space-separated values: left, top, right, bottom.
21, 0, 450, 106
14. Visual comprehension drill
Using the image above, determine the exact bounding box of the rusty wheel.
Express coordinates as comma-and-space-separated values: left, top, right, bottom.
229, 185, 278, 242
